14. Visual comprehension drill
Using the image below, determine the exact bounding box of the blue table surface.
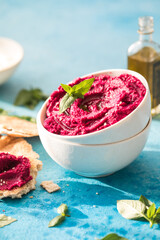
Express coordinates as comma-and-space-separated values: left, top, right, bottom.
0, 1, 160, 239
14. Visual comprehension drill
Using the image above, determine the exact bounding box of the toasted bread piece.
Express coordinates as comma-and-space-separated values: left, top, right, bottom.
41, 181, 60, 193
0, 135, 42, 199
0, 115, 38, 137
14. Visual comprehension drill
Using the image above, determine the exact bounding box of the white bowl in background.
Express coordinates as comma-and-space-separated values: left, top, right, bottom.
37, 112, 151, 177
39, 69, 151, 144
0, 38, 24, 85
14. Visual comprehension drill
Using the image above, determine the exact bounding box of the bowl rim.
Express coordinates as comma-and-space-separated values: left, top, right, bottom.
37, 68, 150, 141
0, 37, 24, 73
75, 115, 151, 146
38, 113, 151, 147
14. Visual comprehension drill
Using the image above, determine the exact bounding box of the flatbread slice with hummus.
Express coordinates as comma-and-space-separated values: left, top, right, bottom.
0, 115, 38, 137
0, 135, 42, 199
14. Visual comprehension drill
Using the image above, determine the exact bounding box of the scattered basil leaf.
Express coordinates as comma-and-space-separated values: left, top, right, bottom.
153, 213, 160, 223
59, 78, 94, 113
48, 215, 65, 227
117, 196, 160, 228
48, 203, 70, 228
13, 115, 36, 123
14, 88, 48, 109
0, 108, 36, 123
14, 89, 31, 106
0, 214, 17, 228
156, 207, 160, 214
147, 203, 156, 219
57, 204, 70, 217
99, 233, 128, 240
139, 195, 153, 208
117, 200, 146, 219
0, 108, 8, 115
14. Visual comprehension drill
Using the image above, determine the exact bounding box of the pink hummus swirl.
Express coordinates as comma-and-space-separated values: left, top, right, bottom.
44, 74, 146, 136
0, 152, 32, 190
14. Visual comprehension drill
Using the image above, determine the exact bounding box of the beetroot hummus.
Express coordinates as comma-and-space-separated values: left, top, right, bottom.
0, 152, 32, 190
44, 74, 146, 136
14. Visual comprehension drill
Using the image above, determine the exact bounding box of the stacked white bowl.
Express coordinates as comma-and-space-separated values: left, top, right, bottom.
37, 69, 151, 177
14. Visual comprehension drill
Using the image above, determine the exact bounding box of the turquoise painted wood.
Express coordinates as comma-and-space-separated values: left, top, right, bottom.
0, 1, 160, 239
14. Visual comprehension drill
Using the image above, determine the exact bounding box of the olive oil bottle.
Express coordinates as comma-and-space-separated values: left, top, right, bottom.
128, 16, 160, 116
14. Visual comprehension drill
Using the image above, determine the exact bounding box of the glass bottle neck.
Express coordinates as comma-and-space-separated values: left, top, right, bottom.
139, 32, 153, 42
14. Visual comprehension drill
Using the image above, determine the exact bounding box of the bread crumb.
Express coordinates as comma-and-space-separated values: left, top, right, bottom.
96, 192, 99, 195
41, 181, 60, 193
29, 196, 33, 199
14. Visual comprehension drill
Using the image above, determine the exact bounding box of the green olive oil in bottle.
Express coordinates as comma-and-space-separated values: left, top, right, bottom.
128, 16, 160, 116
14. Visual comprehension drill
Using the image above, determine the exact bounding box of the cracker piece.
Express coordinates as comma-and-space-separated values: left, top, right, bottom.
41, 181, 60, 193
0, 135, 42, 199
0, 115, 38, 137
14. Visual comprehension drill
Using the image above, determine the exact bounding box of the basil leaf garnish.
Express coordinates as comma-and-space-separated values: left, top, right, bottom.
61, 84, 72, 95
59, 77, 94, 113
59, 93, 77, 114
72, 77, 95, 95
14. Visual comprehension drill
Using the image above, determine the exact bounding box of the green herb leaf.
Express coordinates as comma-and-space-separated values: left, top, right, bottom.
72, 77, 94, 95
139, 195, 153, 208
59, 93, 77, 114
156, 207, 160, 214
0, 108, 36, 123
15, 115, 36, 123
99, 233, 128, 240
14, 88, 48, 109
153, 213, 160, 223
57, 204, 70, 217
80, 104, 89, 112
117, 196, 160, 228
0, 108, 9, 115
147, 203, 156, 219
117, 200, 146, 219
31, 88, 48, 101
61, 84, 72, 95
59, 78, 94, 113
151, 207, 160, 226
14, 89, 32, 106
48, 215, 65, 227
0, 214, 17, 228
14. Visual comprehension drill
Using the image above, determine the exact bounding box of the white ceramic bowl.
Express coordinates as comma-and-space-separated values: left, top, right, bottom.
37, 114, 151, 177
38, 69, 151, 144
0, 38, 24, 85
